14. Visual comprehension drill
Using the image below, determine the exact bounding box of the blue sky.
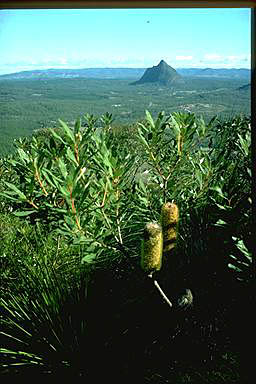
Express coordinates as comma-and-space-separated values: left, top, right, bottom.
0, 8, 251, 75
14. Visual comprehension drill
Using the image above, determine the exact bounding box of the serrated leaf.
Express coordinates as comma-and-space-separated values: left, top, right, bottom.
81, 254, 97, 264
138, 129, 150, 149
138, 122, 149, 133
58, 119, 75, 143
170, 116, 181, 137
228, 263, 242, 272
59, 184, 70, 197
154, 111, 165, 131
74, 118, 81, 135
195, 169, 203, 189
232, 238, 252, 260
49, 128, 66, 144
215, 203, 228, 210
210, 186, 225, 197
0, 192, 20, 202
138, 179, 147, 193
41, 169, 59, 189
237, 133, 249, 155
17, 148, 30, 163
42, 168, 62, 183
57, 159, 68, 178
66, 147, 78, 165
4, 182, 27, 201
145, 110, 155, 129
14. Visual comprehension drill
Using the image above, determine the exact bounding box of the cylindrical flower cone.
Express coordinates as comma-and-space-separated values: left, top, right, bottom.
141, 222, 163, 274
161, 202, 179, 255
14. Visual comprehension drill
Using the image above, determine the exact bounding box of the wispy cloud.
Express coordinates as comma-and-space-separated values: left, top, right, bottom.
226, 54, 250, 62
227, 55, 239, 61
0, 51, 251, 75
58, 57, 68, 65
204, 53, 222, 61
198, 53, 251, 68
175, 56, 193, 61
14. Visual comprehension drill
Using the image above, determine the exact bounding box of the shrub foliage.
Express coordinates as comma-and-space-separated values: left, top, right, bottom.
0, 111, 252, 379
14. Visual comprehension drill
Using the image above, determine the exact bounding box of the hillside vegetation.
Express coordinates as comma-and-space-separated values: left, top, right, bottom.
0, 111, 252, 382
0, 77, 250, 157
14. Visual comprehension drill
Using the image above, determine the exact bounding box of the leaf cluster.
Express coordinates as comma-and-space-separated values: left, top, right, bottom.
0, 111, 251, 275
0, 113, 151, 267
0, 110, 252, 378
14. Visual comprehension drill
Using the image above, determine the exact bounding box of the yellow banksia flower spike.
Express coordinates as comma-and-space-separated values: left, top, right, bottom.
141, 222, 163, 274
161, 202, 179, 254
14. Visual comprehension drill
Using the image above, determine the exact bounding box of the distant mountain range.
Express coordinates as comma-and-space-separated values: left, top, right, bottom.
177, 67, 250, 79
0, 65, 251, 80
0, 67, 145, 80
131, 60, 184, 86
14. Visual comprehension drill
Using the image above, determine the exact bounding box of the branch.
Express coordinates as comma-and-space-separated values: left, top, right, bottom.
147, 273, 173, 308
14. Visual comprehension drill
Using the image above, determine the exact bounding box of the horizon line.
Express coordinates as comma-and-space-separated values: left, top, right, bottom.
0, 65, 251, 77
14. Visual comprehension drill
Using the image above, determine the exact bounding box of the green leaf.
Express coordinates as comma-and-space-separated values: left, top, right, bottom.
74, 118, 81, 136
102, 156, 114, 176
42, 168, 63, 190
113, 168, 123, 179
145, 110, 155, 129
58, 119, 75, 143
66, 147, 78, 165
195, 169, 203, 189
81, 254, 96, 264
232, 237, 252, 260
170, 115, 181, 137
208, 115, 217, 127
41, 169, 58, 189
215, 219, 227, 227
0, 192, 20, 202
57, 159, 68, 178
215, 203, 228, 210
138, 178, 147, 194
138, 122, 149, 133
59, 184, 71, 198
237, 133, 249, 155
228, 263, 242, 272
210, 186, 226, 198
138, 129, 150, 150
13, 210, 37, 217
4, 182, 27, 201
49, 137, 57, 151
49, 128, 66, 144
17, 148, 30, 163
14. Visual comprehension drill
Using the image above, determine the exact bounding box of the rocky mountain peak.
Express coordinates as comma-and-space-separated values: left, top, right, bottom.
131, 60, 184, 86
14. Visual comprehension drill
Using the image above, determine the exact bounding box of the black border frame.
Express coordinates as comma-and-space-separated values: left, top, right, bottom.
0, 0, 254, 380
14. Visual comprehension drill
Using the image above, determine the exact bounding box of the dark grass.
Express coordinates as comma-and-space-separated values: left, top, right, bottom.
1, 240, 254, 383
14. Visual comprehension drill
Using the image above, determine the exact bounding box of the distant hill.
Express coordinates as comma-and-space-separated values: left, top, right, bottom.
131, 60, 184, 86
194, 68, 251, 79
0, 67, 146, 80
0, 66, 251, 80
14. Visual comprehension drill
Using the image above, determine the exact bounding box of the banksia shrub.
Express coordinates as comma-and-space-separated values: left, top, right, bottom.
161, 202, 179, 255
141, 222, 163, 274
